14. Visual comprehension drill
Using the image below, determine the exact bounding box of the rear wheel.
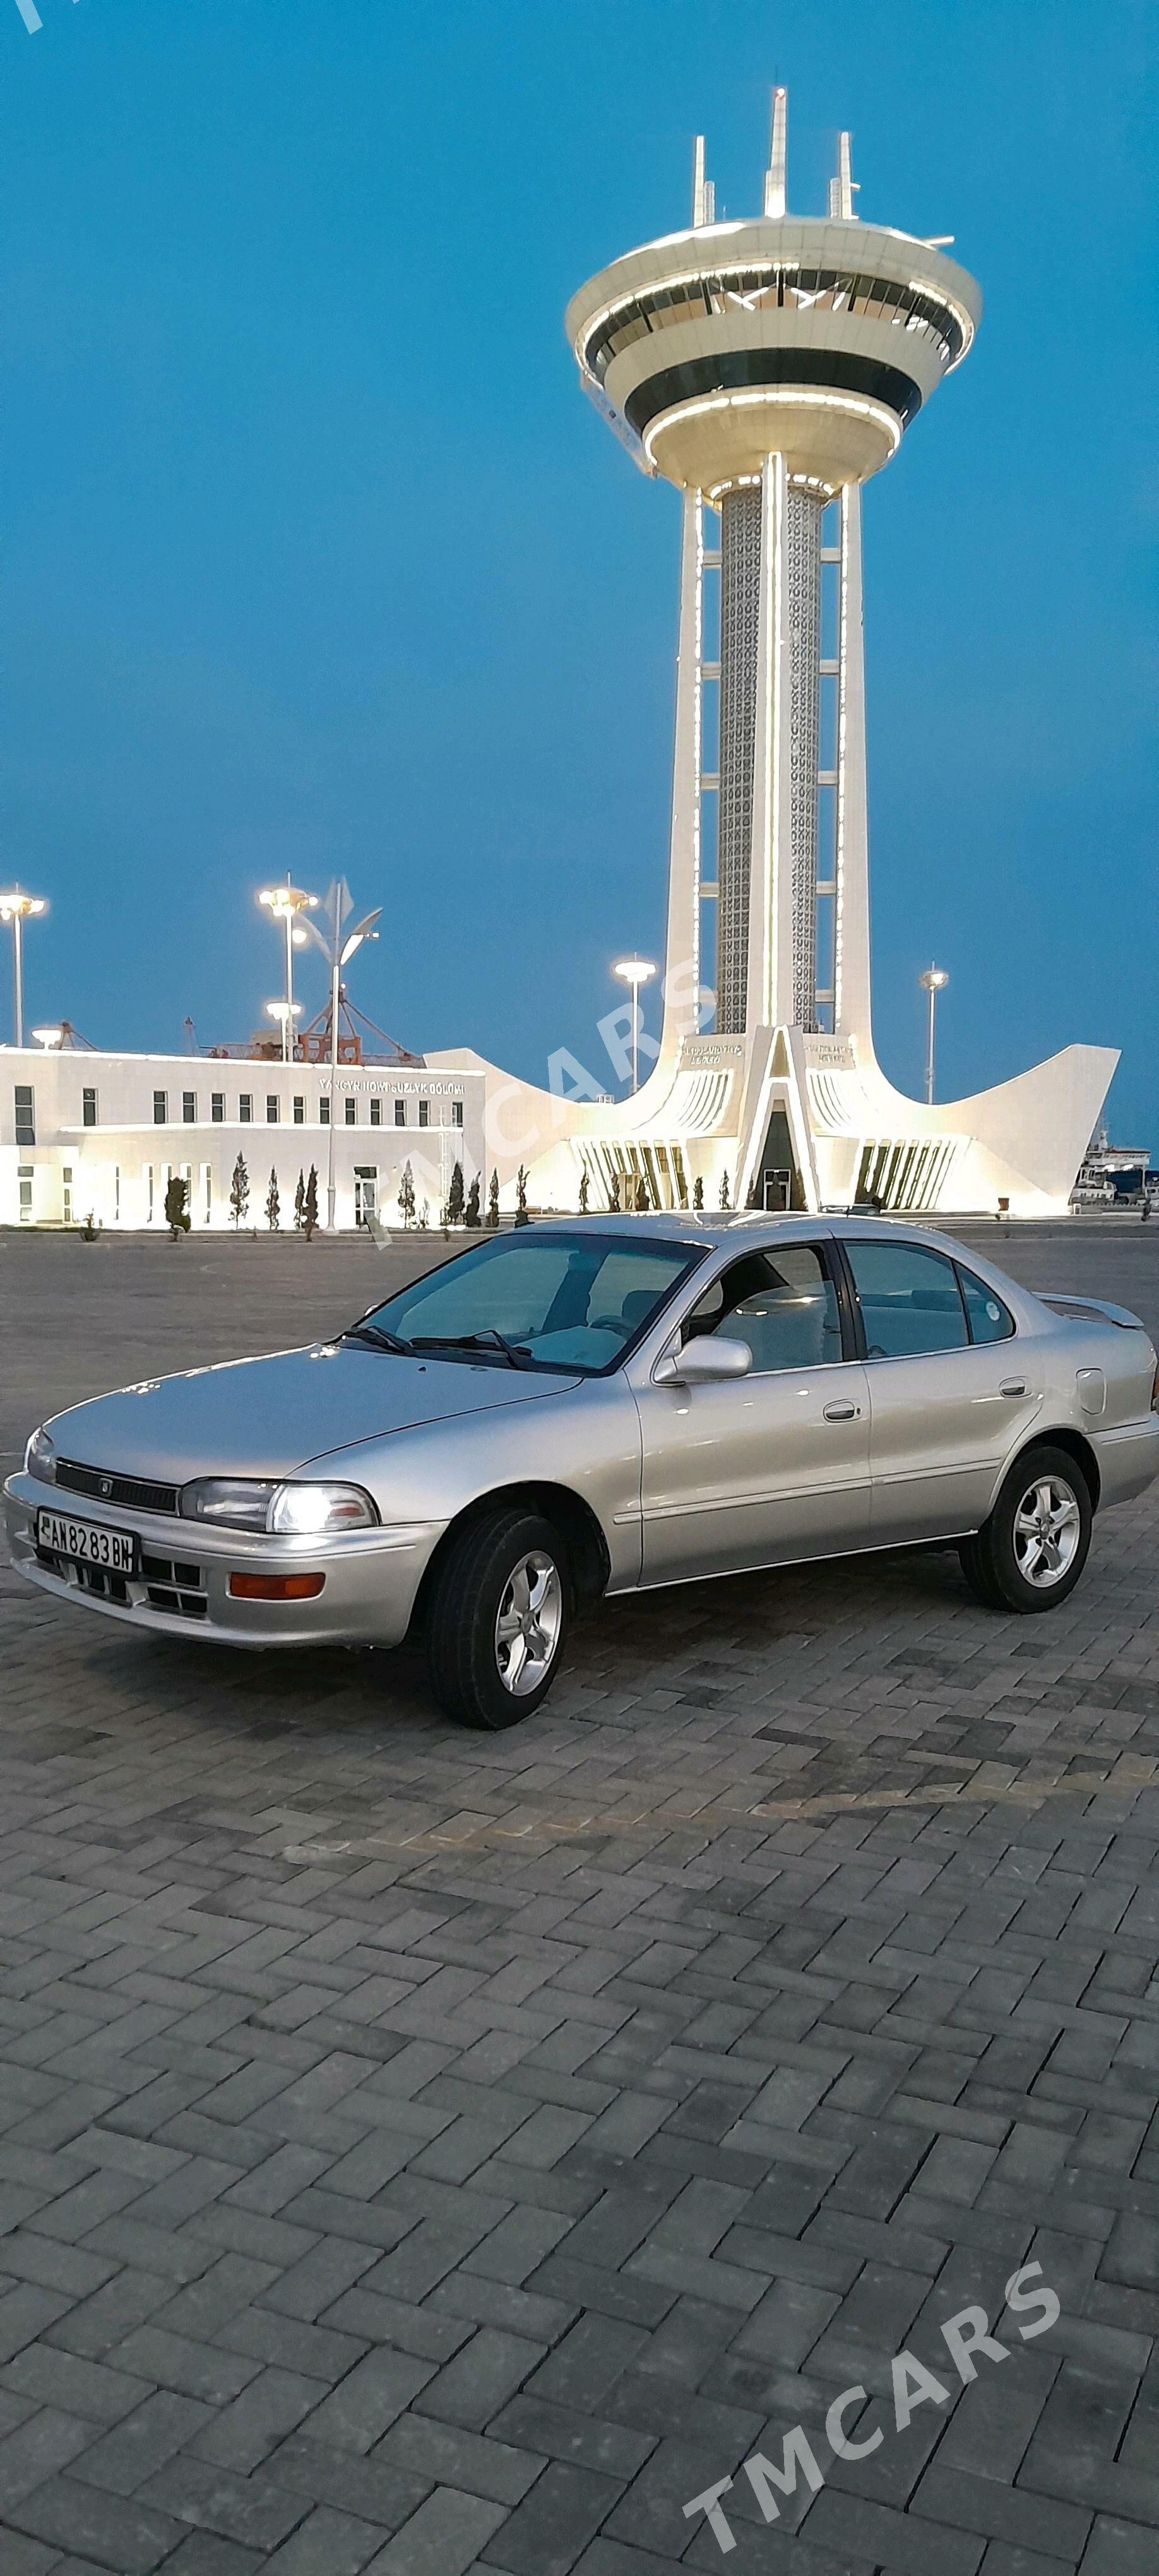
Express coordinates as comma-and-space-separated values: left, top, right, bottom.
425, 1507, 570, 1729
959, 1444, 1091, 1614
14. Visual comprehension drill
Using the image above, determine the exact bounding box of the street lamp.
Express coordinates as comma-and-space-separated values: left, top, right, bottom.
0, 888, 48, 1049
918, 964, 949, 1105
294, 881, 381, 1229
265, 1001, 302, 1050
257, 879, 318, 1061
612, 957, 657, 1095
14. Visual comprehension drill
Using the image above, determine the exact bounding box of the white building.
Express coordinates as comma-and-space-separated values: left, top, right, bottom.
431, 95, 1116, 1218
0, 1044, 485, 1232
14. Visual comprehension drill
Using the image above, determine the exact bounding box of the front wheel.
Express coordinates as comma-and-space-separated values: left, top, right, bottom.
959, 1443, 1092, 1614
425, 1507, 570, 1728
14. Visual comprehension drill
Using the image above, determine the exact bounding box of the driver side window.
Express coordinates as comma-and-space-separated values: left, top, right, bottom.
685, 1244, 843, 1374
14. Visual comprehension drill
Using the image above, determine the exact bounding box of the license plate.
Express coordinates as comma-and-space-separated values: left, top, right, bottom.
37, 1510, 138, 1576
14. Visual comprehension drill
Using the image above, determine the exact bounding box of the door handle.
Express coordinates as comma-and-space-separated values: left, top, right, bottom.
999, 1378, 1027, 1397
823, 1400, 858, 1421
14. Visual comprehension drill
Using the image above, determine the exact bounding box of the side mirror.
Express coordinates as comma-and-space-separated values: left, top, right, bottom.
654, 1335, 752, 1386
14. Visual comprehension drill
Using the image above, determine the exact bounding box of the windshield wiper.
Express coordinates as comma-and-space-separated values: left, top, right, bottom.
410, 1330, 533, 1369
343, 1323, 416, 1355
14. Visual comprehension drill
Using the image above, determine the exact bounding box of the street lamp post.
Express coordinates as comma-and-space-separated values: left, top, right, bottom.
612, 957, 657, 1095
0, 889, 48, 1048
918, 965, 949, 1106
265, 1001, 302, 1053
295, 881, 381, 1230
258, 880, 319, 1062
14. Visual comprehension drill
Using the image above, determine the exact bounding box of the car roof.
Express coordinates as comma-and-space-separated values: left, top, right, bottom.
523, 1211, 952, 1251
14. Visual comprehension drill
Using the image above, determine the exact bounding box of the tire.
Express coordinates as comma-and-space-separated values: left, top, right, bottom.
425, 1507, 571, 1729
959, 1443, 1092, 1614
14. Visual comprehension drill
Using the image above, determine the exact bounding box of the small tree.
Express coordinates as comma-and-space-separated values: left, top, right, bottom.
578, 1168, 590, 1214
692, 1174, 704, 1212
266, 1169, 281, 1232
719, 1169, 730, 1210
294, 1169, 305, 1231
419, 1198, 430, 1229
514, 1165, 530, 1227
487, 1168, 499, 1229
229, 1154, 249, 1231
398, 1160, 416, 1228
302, 1164, 319, 1241
608, 1171, 621, 1212
164, 1174, 190, 1241
446, 1160, 465, 1226
465, 1175, 481, 1228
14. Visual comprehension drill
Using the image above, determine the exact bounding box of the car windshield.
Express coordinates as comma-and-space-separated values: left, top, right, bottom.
348, 1229, 705, 1374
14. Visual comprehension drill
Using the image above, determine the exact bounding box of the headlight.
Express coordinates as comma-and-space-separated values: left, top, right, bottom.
181, 1479, 277, 1530
25, 1428, 57, 1484
268, 1482, 378, 1535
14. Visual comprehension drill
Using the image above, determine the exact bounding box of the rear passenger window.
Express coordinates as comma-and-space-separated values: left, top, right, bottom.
956, 1267, 1015, 1344
845, 1239, 968, 1358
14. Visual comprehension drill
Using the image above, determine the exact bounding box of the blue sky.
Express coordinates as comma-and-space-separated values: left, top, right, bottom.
1, 0, 1155, 1131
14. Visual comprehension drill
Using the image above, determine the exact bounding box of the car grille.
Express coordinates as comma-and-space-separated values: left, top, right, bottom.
56, 1458, 181, 1516
140, 1553, 208, 1620
35, 1537, 208, 1621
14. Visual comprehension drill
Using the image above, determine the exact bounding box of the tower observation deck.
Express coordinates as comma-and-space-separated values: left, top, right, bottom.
566, 95, 980, 1039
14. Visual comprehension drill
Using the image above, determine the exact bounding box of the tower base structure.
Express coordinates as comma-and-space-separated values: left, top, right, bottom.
427, 1023, 1117, 1224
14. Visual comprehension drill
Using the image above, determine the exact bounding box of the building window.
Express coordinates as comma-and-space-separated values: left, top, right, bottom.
211, 1093, 224, 1123
62, 1166, 73, 1225
319, 1095, 330, 1125
182, 1090, 196, 1123
204, 1165, 212, 1224
153, 1091, 167, 1124
453, 1100, 464, 1128
239, 1094, 252, 1123
18, 1165, 33, 1220
146, 1165, 155, 1222
419, 1099, 429, 1129
114, 1167, 121, 1223
266, 1096, 280, 1124
395, 1099, 406, 1127
369, 1097, 381, 1127
15, 1085, 35, 1146
354, 1167, 377, 1227
293, 1096, 305, 1126
82, 1087, 98, 1129
344, 1097, 356, 1126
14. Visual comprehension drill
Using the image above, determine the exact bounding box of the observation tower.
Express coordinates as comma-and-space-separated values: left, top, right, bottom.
567, 92, 980, 1049
430, 95, 1115, 1218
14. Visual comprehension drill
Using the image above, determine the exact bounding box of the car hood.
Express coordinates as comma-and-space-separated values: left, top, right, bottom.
45, 1344, 581, 1484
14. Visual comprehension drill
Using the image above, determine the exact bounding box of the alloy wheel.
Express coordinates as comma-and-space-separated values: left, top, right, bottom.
1012, 1476, 1082, 1589
494, 1551, 564, 1696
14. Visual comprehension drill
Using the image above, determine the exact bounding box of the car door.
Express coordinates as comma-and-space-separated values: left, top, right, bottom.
632, 1238, 871, 1584
838, 1234, 1043, 1544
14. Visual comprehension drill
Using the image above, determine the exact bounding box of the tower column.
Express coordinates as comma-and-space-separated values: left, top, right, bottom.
715, 460, 823, 1034
657, 489, 704, 1063
833, 481, 871, 1047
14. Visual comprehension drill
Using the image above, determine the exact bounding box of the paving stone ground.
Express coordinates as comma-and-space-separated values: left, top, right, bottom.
2, 1218, 1159, 2576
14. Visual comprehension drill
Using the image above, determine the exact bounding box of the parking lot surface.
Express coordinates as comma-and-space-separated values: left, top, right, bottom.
2, 1219, 1159, 2576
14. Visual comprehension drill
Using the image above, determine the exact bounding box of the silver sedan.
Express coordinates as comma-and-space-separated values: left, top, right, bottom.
6, 1214, 1159, 1729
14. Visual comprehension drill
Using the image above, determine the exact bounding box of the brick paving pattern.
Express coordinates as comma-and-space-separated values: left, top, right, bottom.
1, 1221, 1158, 2574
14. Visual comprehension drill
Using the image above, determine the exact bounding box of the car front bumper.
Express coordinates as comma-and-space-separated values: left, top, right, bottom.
3, 1474, 444, 1650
